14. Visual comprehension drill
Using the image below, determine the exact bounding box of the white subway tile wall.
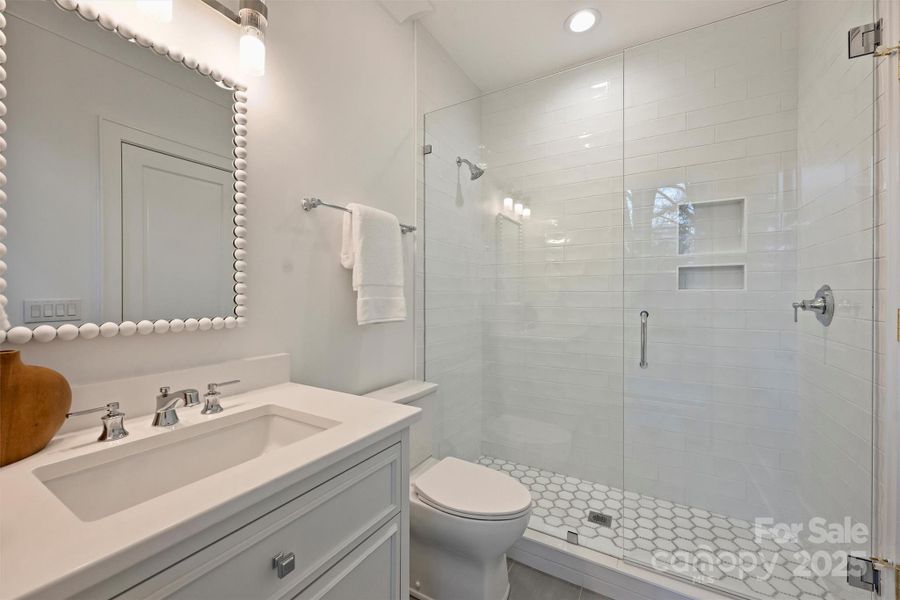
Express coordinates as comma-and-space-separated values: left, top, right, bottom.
479, 55, 626, 489
622, 2, 804, 525
796, 2, 875, 597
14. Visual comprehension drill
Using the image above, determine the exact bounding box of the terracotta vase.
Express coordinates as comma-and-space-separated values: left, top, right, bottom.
0, 350, 71, 467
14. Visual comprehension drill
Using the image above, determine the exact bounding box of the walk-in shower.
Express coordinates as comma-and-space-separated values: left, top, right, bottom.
423, 2, 876, 600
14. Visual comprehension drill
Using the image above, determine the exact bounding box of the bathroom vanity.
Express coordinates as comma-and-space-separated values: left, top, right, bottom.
0, 382, 419, 600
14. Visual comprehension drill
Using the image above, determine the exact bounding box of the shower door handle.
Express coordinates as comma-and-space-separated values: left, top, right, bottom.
639, 311, 649, 369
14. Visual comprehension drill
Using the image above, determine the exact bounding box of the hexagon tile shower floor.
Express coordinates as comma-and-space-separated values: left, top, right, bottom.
476, 456, 836, 600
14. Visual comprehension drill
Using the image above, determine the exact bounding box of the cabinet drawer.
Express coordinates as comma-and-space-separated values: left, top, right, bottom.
292, 515, 400, 600
121, 444, 402, 600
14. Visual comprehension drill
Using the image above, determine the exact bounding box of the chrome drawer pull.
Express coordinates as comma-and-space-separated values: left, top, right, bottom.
272, 552, 296, 579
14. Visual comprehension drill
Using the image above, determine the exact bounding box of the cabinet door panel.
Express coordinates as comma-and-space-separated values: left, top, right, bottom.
293, 516, 400, 600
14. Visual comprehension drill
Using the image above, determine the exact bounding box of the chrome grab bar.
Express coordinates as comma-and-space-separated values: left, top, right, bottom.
639, 310, 649, 369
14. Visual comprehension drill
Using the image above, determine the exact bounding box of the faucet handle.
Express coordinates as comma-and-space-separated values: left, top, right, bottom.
202, 380, 240, 415
207, 380, 240, 394
66, 402, 129, 442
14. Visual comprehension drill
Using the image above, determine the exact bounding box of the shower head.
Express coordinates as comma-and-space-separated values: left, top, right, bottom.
457, 156, 485, 180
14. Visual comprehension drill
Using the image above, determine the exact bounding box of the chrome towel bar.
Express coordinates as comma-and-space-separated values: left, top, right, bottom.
301, 197, 416, 234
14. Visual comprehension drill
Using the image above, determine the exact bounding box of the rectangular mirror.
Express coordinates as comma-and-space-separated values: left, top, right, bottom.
0, 0, 248, 343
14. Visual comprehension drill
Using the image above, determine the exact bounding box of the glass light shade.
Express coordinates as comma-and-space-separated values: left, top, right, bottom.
566, 9, 598, 33
514, 202, 524, 216
503, 197, 514, 211
136, 0, 172, 22
522, 207, 531, 219
240, 28, 266, 77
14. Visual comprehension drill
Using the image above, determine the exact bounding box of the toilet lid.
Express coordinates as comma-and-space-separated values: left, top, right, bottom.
413, 457, 532, 521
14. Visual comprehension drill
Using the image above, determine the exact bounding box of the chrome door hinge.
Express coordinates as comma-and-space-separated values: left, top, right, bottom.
848, 556, 880, 593
849, 20, 882, 58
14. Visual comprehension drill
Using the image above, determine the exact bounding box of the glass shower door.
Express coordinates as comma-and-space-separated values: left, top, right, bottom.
621, 2, 875, 600
423, 54, 629, 558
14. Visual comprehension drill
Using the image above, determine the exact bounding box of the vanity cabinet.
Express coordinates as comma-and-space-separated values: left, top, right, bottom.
88, 438, 407, 600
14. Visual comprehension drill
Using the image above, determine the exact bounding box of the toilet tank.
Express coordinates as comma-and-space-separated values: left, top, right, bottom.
365, 380, 437, 468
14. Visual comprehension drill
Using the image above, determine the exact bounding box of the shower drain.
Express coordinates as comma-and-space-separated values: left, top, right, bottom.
588, 511, 613, 528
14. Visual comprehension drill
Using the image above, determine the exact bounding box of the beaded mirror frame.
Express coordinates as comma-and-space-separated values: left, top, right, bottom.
0, 0, 249, 344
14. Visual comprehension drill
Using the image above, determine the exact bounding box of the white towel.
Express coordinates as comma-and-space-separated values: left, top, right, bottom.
341, 203, 406, 325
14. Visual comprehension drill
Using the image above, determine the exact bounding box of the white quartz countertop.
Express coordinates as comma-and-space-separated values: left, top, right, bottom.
0, 382, 419, 600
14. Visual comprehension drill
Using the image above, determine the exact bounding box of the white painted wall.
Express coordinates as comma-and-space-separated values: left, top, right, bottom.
5, 0, 418, 400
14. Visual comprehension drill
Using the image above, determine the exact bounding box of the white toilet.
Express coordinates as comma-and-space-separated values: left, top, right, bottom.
365, 381, 532, 600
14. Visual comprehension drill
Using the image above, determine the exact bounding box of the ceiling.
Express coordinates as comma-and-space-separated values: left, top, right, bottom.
417, 0, 780, 92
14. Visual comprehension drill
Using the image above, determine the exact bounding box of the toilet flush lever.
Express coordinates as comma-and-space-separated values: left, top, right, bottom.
792, 284, 835, 326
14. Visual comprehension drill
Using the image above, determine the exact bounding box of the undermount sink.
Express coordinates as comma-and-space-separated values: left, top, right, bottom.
33, 405, 339, 522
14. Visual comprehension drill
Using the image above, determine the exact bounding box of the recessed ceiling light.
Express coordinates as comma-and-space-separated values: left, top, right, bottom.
565, 8, 599, 33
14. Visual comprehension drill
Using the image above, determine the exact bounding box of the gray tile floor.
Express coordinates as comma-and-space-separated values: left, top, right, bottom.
410, 560, 609, 600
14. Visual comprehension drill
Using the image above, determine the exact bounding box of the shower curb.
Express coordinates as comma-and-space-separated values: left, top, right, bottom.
509, 529, 736, 600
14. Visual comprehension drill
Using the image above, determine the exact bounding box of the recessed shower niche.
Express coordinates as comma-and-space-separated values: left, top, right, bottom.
677, 197, 745, 255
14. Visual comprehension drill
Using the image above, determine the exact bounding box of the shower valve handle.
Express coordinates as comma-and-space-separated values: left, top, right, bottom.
792, 299, 824, 322
792, 285, 835, 326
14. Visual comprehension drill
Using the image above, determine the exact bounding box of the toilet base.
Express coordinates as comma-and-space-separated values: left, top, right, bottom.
410, 583, 510, 600
409, 539, 511, 600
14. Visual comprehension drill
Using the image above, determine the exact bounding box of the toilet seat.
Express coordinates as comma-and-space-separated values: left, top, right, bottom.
412, 457, 532, 521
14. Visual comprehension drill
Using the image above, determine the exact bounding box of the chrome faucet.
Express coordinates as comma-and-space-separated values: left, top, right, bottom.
152, 386, 200, 427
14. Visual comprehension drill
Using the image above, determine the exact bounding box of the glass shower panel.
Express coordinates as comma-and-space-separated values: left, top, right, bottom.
622, 2, 875, 600
422, 97, 487, 463
424, 56, 627, 556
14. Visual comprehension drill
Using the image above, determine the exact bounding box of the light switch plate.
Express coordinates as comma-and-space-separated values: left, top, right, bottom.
23, 299, 82, 324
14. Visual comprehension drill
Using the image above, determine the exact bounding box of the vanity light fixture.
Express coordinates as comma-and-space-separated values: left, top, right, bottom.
514, 202, 524, 217
522, 207, 531, 220
136, 0, 173, 23
565, 8, 598, 33
503, 197, 514, 211
239, 0, 267, 77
